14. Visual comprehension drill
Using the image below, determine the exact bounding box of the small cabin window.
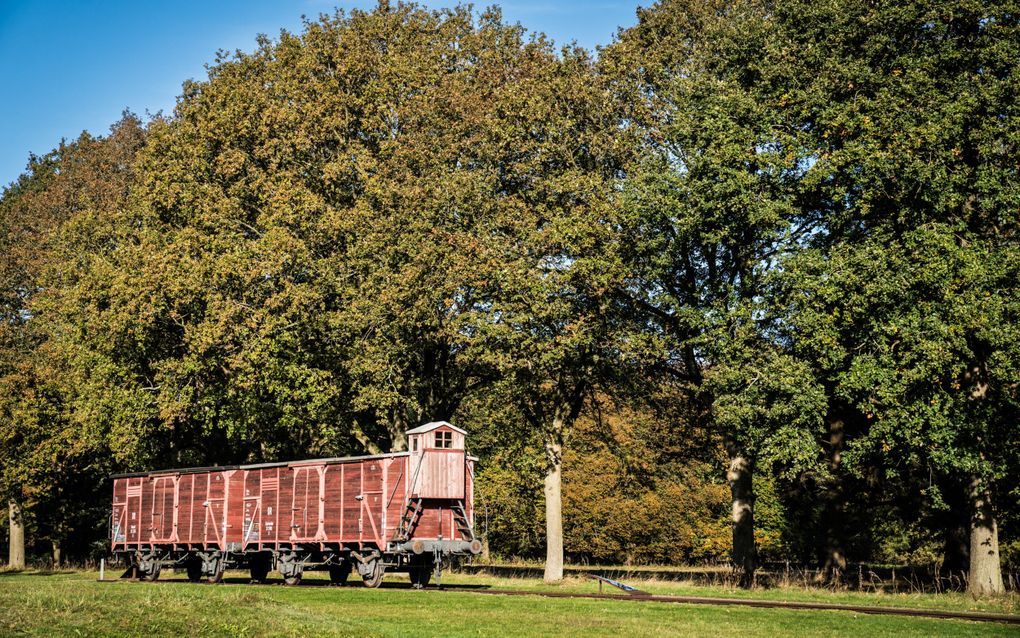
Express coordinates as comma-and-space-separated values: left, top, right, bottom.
412, 438, 418, 452
435, 431, 453, 449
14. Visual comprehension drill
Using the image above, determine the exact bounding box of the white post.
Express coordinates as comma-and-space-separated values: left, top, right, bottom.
100, 558, 105, 581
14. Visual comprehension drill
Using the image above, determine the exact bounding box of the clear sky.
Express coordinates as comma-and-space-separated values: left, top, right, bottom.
0, 1, 644, 189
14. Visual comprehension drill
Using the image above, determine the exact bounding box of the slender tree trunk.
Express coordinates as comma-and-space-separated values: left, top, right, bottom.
967, 478, 1004, 596
537, 388, 583, 584
543, 424, 564, 583
387, 412, 408, 452
8, 499, 25, 570
727, 453, 755, 587
821, 416, 846, 583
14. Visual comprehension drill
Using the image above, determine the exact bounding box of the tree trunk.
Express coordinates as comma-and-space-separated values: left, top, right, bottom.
543, 430, 564, 583
351, 424, 383, 455
8, 499, 25, 570
387, 411, 408, 452
727, 453, 755, 587
967, 478, 1004, 596
821, 416, 846, 583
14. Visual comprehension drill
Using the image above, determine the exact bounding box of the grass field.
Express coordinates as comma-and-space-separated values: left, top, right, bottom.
0, 568, 1017, 637
453, 568, 1020, 615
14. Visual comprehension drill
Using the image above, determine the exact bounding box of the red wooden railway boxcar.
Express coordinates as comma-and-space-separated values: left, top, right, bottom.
110, 421, 480, 587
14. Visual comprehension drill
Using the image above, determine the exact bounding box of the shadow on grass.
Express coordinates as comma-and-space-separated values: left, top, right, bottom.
94, 574, 491, 591
0, 569, 82, 577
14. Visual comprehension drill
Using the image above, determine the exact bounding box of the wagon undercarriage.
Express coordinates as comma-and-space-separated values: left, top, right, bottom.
120, 538, 477, 587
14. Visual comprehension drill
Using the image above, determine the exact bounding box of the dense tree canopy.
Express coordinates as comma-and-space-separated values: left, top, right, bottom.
2, 0, 1017, 594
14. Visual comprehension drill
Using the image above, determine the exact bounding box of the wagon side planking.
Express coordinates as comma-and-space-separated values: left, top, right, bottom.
110, 421, 480, 587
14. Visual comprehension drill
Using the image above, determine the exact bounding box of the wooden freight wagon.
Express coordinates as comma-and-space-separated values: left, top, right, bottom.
110, 421, 481, 587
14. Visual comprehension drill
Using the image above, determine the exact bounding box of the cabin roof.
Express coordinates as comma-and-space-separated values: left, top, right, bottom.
405, 420, 467, 436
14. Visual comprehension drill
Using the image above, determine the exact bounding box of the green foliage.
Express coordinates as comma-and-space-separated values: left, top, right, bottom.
604, 0, 829, 482
0, 114, 146, 552
751, 475, 792, 562
474, 449, 546, 559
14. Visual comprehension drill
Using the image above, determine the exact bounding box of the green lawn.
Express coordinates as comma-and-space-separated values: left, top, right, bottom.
444, 569, 1020, 615
0, 569, 1015, 637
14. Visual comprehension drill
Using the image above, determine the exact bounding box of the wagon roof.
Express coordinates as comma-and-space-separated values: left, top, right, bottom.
110, 448, 478, 479
110, 450, 409, 479
405, 420, 467, 435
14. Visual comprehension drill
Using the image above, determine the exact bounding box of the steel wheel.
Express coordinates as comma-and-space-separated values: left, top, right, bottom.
361, 560, 384, 588
137, 554, 160, 581
279, 553, 302, 586
206, 559, 225, 584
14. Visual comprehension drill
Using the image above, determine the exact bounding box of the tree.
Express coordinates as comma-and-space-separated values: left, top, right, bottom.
36, 4, 630, 583
777, 228, 1020, 594
58, 4, 532, 463
604, 0, 821, 585
0, 113, 146, 565
766, 0, 1020, 594
468, 44, 631, 580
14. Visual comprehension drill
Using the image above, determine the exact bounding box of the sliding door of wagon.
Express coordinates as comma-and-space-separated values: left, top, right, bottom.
338, 462, 384, 544
362, 461, 383, 544
176, 474, 196, 546
241, 470, 262, 549
125, 479, 143, 546
259, 470, 281, 545
324, 465, 344, 540
149, 476, 177, 543
342, 464, 361, 540
204, 472, 227, 549
289, 466, 322, 542
111, 480, 128, 548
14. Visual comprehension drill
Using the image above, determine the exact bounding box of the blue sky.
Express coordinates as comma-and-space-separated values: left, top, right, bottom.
0, 1, 644, 189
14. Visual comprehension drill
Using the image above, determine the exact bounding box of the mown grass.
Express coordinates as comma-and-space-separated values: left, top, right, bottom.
0, 569, 1015, 637
441, 570, 1020, 615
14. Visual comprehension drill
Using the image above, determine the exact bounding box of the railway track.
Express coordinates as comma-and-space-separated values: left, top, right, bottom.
452, 587, 1020, 626
98, 576, 1020, 626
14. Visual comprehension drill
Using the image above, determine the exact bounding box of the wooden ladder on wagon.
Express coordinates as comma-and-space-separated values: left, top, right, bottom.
393, 497, 424, 542
392, 499, 476, 543
450, 501, 476, 541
